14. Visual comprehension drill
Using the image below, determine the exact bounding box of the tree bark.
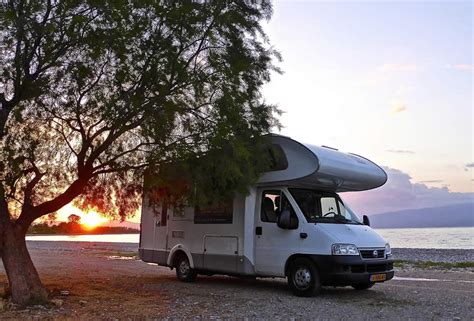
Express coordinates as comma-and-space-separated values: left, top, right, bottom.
1, 222, 49, 306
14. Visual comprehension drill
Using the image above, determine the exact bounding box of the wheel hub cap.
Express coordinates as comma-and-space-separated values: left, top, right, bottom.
294, 268, 312, 289
179, 261, 190, 275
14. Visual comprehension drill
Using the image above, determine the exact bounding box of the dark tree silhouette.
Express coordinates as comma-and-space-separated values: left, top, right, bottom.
67, 214, 81, 225
0, 1, 280, 305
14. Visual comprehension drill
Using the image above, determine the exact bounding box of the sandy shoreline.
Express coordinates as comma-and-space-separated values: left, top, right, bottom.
0, 241, 472, 319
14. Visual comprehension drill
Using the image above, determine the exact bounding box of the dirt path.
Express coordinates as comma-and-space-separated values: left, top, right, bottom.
0, 242, 473, 320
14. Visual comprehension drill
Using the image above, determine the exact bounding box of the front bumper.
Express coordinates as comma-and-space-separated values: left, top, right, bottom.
309, 255, 395, 286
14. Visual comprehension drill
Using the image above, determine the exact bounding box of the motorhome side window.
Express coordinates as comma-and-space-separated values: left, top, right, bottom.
266, 144, 288, 171
260, 190, 296, 223
194, 199, 233, 224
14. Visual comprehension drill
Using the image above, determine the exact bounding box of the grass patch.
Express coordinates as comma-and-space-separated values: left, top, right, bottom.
395, 260, 474, 269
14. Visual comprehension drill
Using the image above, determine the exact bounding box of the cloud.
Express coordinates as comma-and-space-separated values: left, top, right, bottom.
341, 167, 474, 215
419, 180, 443, 183
446, 64, 472, 71
380, 64, 418, 72
386, 149, 415, 154
390, 102, 407, 114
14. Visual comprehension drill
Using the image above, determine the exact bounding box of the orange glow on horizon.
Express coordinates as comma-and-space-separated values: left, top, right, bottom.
80, 211, 108, 230
56, 203, 141, 225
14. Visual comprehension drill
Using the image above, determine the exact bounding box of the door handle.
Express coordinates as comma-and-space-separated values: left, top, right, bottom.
300, 233, 307, 239
256, 226, 262, 235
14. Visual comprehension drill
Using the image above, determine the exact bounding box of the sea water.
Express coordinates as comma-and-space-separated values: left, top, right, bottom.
26, 227, 474, 249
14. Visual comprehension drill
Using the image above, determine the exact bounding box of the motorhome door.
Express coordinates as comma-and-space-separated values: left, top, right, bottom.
255, 189, 301, 276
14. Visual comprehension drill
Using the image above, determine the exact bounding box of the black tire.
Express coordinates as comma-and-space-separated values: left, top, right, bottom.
287, 258, 321, 297
175, 254, 197, 282
352, 282, 375, 290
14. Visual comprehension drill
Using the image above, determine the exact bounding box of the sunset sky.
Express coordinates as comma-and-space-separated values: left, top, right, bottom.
58, 1, 473, 223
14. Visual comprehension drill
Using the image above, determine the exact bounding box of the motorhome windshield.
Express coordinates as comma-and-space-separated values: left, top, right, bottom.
289, 188, 362, 224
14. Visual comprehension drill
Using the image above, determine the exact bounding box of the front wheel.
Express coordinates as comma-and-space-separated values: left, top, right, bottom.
352, 282, 375, 290
175, 254, 197, 282
287, 258, 321, 297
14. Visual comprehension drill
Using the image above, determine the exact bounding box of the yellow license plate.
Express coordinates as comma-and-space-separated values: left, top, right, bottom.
370, 274, 387, 282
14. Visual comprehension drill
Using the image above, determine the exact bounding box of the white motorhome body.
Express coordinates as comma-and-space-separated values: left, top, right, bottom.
139, 135, 394, 295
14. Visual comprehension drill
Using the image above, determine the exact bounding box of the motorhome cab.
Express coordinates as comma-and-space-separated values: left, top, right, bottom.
139, 135, 394, 296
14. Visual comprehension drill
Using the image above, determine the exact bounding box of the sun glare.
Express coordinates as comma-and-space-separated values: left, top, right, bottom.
80, 212, 108, 230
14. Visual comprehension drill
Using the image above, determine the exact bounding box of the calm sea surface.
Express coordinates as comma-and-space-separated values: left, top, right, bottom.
26, 227, 474, 249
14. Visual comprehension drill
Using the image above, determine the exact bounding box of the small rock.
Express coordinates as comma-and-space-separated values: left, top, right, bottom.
51, 299, 63, 307
79, 300, 87, 306
60, 290, 70, 296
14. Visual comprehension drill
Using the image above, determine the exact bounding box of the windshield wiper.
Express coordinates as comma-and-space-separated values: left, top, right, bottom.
333, 216, 363, 225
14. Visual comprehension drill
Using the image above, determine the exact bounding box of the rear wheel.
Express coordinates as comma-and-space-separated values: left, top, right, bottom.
352, 282, 375, 290
287, 258, 321, 297
175, 254, 197, 282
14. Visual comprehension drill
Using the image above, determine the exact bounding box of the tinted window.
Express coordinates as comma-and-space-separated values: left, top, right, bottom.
260, 190, 297, 224
261, 190, 280, 222
266, 144, 288, 171
194, 199, 233, 224
160, 202, 168, 226
290, 189, 320, 222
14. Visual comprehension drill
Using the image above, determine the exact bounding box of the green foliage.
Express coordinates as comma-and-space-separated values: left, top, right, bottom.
0, 1, 280, 222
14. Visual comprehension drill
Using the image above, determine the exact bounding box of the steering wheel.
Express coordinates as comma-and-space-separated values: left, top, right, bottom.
323, 211, 337, 217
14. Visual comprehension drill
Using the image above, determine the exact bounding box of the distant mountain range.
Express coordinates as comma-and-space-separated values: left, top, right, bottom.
370, 203, 474, 228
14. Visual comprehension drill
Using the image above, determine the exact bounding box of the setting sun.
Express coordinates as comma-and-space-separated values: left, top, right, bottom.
80, 212, 108, 230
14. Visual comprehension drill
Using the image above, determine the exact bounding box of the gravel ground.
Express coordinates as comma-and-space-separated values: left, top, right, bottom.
0, 241, 472, 320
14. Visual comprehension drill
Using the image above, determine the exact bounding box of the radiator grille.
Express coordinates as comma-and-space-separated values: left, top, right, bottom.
360, 249, 385, 259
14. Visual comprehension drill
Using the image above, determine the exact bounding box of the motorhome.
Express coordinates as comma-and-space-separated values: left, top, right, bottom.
139, 135, 394, 296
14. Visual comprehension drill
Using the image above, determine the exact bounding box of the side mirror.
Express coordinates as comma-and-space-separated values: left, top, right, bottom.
277, 210, 299, 229
363, 215, 370, 226
277, 210, 291, 229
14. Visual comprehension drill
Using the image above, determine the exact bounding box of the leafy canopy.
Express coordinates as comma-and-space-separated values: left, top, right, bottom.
0, 0, 280, 223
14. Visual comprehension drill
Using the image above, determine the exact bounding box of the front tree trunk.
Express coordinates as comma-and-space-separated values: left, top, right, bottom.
1, 223, 49, 306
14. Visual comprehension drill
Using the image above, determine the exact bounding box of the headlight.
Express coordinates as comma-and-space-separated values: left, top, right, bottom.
385, 243, 392, 256
332, 244, 359, 255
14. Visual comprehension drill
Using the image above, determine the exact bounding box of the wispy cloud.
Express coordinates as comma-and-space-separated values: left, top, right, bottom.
446, 64, 472, 71
419, 180, 443, 183
390, 102, 407, 114
380, 63, 418, 72
386, 149, 415, 154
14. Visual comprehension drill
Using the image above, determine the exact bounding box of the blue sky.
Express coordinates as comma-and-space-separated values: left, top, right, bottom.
263, 0, 473, 196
